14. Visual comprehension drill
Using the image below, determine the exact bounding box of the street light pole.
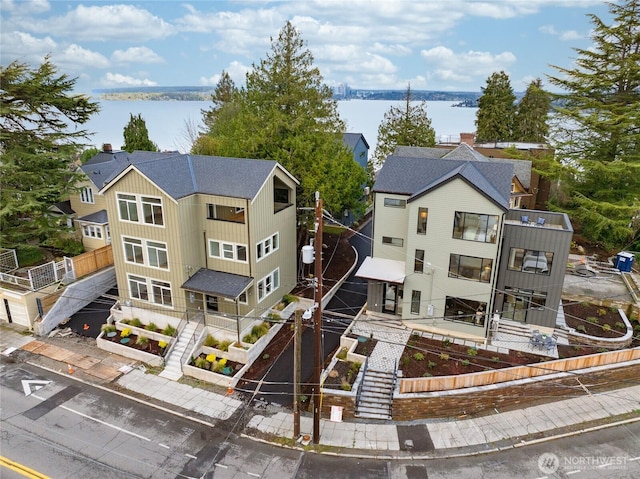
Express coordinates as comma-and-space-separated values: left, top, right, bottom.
312, 192, 323, 444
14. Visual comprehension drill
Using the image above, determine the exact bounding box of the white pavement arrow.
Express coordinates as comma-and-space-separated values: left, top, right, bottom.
22, 379, 51, 396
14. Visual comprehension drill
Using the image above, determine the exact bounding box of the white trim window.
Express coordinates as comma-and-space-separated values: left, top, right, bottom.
256, 232, 279, 261
128, 274, 172, 307
80, 186, 94, 204
123, 237, 144, 265
123, 237, 169, 270
209, 239, 247, 263
82, 225, 102, 238
257, 268, 280, 301
117, 193, 164, 226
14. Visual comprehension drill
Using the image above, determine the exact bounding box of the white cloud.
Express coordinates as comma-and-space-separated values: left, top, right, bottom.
560, 30, 583, 41
57, 44, 110, 69
421, 46, 517, 84
23, 4, 175, 42
199, 61, 249, 86
112, 47, 164, 65
103, 72, 158, 87
0, 31, 56, 60
539, 24, 558, 35
1, 0, 49, 14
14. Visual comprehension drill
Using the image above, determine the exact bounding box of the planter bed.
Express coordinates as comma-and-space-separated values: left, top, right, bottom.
183, 348, 245, 386
97, 331, 165, 367
115, 320, 175, 344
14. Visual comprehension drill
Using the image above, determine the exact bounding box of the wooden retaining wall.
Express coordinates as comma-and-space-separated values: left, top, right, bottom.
72, 245, 113, 279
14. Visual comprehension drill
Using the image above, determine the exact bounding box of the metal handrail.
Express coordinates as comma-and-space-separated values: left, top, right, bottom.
389, 359, 398, 417
179, 311, 205, 366
162, 312, 189, 361
355, 355, 369, 410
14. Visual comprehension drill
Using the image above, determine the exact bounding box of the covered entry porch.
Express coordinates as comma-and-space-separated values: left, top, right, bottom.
356, 256, 406, 315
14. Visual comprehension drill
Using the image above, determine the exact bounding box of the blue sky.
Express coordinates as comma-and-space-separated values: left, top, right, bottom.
1, 0, 611, 94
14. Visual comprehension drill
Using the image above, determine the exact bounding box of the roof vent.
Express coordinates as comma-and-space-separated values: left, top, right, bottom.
102, 143, 113, 153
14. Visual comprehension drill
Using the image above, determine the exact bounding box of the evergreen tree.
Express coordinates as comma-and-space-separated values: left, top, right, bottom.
547, 0, 640, 248
475, 71, 516, 144
122, 113, 158, 152
0, 57, 99, 247
514, 78, 551, 143
196, 21, 366, 214
202, 71, 237, 130
371, 84, 436, 169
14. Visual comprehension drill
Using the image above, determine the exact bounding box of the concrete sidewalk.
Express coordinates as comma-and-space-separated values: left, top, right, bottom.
2, 323, 640, 459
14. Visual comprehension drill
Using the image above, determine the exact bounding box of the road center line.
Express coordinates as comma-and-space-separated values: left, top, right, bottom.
31, 394, 151, 442
159, 443, 171, 449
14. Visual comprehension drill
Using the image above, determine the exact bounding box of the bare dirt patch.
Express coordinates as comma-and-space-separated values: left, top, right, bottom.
562, 301, 627, 339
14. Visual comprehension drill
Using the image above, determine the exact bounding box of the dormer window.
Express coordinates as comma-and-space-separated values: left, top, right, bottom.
80, 186, 94, 204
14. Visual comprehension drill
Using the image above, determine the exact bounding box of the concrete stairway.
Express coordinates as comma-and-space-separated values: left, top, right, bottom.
355, 369, 395, 421
159, 321, 198, 380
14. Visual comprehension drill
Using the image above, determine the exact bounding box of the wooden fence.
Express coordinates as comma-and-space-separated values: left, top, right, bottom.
72, 245, 113, 279
400, 347, 640, 393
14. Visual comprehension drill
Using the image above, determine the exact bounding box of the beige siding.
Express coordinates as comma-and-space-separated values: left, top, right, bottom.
372, 193, 409, 262
69, 177, 107, 219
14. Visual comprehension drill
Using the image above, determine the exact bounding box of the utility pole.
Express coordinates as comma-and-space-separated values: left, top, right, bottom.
293, 308, 302, 437
312, 192, 323, 444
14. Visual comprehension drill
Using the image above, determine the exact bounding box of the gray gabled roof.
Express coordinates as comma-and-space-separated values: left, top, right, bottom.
442, 143, 489, 162
181, 268, 253, 299
343, 133, 370, 150
78, 209, 108, 224
394, 146, 447, 159
373, 156, 512, 210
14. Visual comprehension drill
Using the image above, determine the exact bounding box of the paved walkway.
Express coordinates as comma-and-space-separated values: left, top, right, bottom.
2, 322, 640, 458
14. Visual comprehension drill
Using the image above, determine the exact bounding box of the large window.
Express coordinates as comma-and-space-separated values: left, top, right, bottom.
209, 239, 248, 263
414, 249, 425, 273
206, 204, 245, 223
257, 268, 280, 301
128, 274, 172, 307
508, 248, 553, 275
118, 194, 138, 222
382, 236, 404, 247
151, 280, 172, 306
82, 225, 102, 238
502, 287, 547, 322
410, 290, 421, 314
128, 275, 148, 301
117, 193, 164, 226
445, 297, 487, 326
449, 254, 493, 283
123, 237, 168, 269
123, 237, 144, 265
452, 212, 499, 243
417, 208, 428, 234
80, 186, 94, 204
384, 197, 406, 208
257, 233, 279, 261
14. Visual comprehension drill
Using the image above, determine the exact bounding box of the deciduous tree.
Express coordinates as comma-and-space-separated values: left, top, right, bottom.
371, 84, 435, 170
122, 113, 158, 152
547, 0, 640, 248
475, 71, 516, 144
0, 57, 99, 247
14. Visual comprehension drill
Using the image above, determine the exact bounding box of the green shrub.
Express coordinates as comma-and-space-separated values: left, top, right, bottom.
243, 334, 257, 344
460, 359, 470, 366
262, 353, 270, 360
341, 383, 352, 391
251, 322, 270, 338
427, 360, 437, 369
282, 294, 296, 305
615, 322, 624, 329
597, 308, 607, 317
422, 372, 433, 377
218, 340, 232, 352
120, 319, 130, 325
597, 348, 609, 353
204, 334, 219, 348
100, 323, 116, 333
413, 352, 425, 361
443, 338, 451, 347
42, 237, 84, 256
576, 325, 587, 333
491, 356, 500, 363
136, 335, 149, 346
351, 362, 362, 373
267, 312, 281, 321
194, 356, 209, 369
15, 245, 46, 266
439, 353, 450, 360
162, 324, 176, 336
467, 347, 478, 356
586, 317, 599, 324
336, 347, 348, 360
145, 322, 159, 332
634, 324, 640, 332
130, 318, 142, 328
401, 356, 410, 367
602, 324, 611, 331
212, 361, 225, 373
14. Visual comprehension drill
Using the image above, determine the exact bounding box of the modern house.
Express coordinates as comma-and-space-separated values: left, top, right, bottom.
356, 151, 572, 340
93, 150, 298, 326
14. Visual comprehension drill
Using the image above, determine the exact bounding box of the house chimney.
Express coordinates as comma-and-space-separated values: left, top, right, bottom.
102, 143, 113, 153
460, 133, 475, 146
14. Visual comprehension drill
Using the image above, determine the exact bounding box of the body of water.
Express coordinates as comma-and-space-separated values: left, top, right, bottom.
82, 99, 478, 154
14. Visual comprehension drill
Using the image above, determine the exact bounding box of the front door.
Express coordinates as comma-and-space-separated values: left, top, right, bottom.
502, 293, 526, 322
383, 283, 398, 314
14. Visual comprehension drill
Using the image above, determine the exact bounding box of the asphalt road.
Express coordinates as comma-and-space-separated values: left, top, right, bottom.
240, 221, 372, 407
66, 287, 118, 338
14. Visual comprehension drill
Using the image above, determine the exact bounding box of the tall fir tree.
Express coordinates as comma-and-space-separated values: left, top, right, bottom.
195, 21, 366, 214
202, 71, 236, 130
547, 0, 640, 248
371, 84, 436, 170
475, 71, 516, 144
122, 113, 158, 152
514, 78, 551, 143
0, 57, 99, 247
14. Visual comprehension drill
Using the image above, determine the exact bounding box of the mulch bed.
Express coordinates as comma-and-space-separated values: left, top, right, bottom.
104, 331, 166, 356
322, 359, 360, 390
399, 335, 548, 378
349, 335, 377, 356
190, 353, 243, 375
562, 301, 627, 339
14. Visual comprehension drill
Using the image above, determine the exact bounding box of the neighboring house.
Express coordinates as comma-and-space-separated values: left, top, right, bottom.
342, 133, 369, 170
356, 152, 571, 340
96, 150, 298, 324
